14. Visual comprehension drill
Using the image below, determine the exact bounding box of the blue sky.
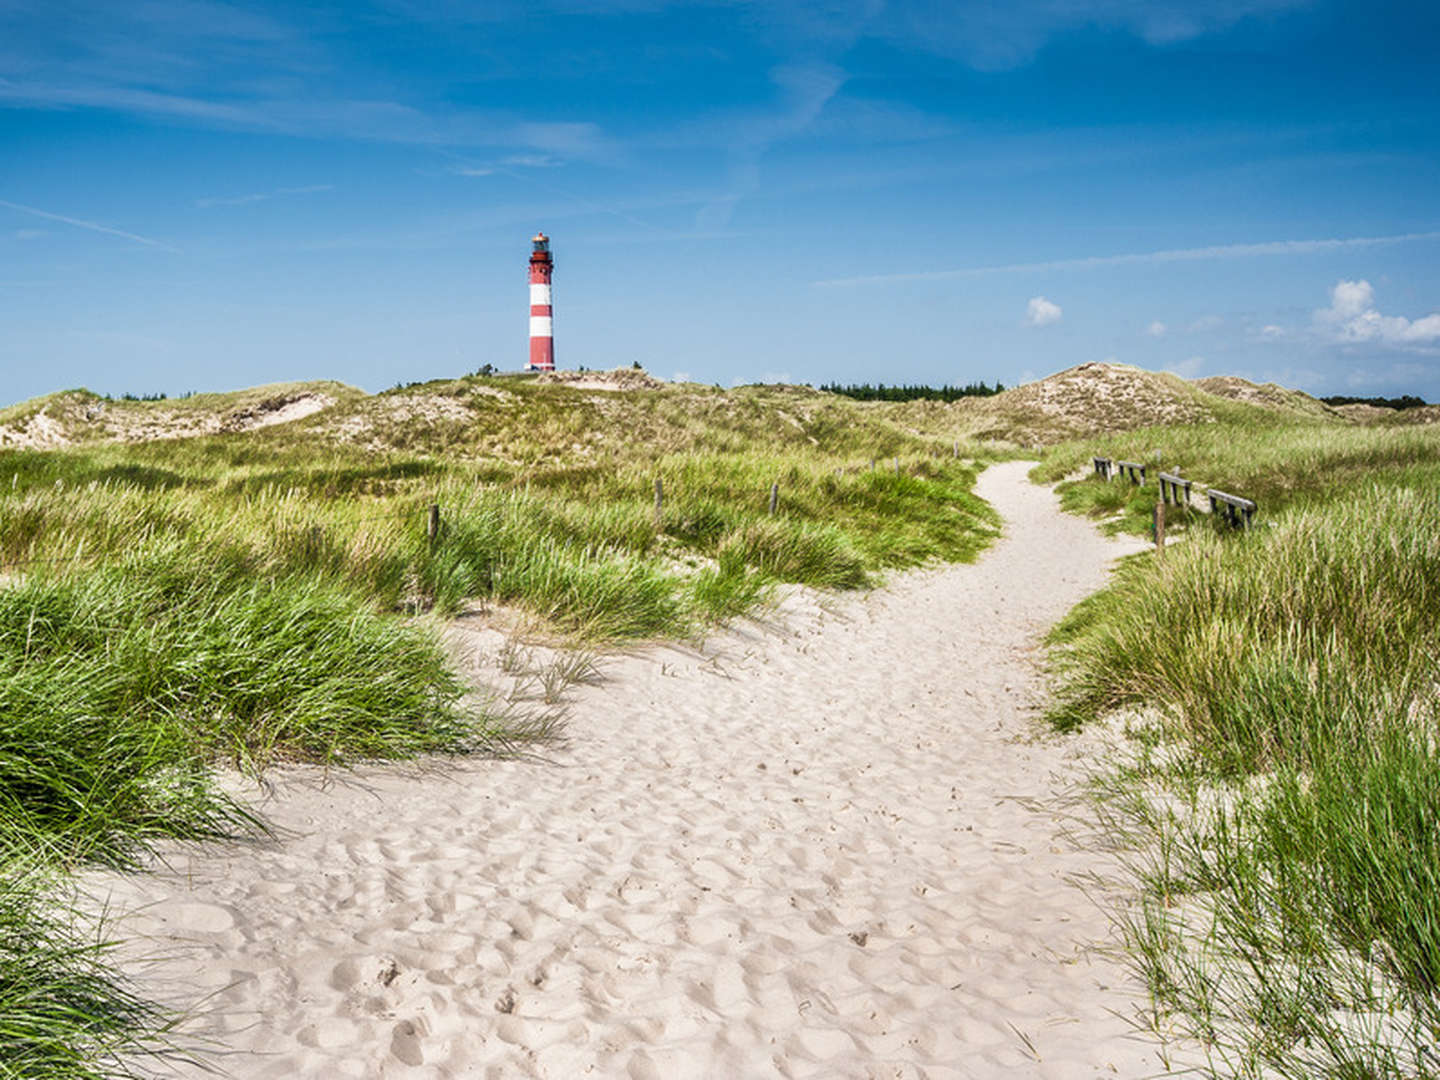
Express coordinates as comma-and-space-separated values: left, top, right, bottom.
3, 0, 1439, 405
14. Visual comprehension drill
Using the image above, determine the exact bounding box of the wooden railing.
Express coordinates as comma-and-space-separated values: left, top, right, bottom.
1088, 457, 1258, 538
1116, 460, 1147, 485
1207, 488, 1257, 530
1157, 471, 1192, 506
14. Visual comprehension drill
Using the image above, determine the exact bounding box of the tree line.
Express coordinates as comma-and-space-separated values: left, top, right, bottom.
1321, 394, 1430, 410
819, 381, 1005, 403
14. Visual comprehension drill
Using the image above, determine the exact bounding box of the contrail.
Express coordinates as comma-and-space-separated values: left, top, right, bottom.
0, 199, 180, 252
814, 230, 1440, 287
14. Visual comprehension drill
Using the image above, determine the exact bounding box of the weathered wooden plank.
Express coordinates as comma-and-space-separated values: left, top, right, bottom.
1116, 460, 1147, 485
1157, 471, 1192, 506
1207, 488, 1256, 529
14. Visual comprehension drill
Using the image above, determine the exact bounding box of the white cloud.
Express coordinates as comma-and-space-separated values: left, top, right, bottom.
1189, 314, 1223, 332
1147, 320, 1166, 337
1315, 279, 1440, 346
1027, 296, 1062, 326
15, 228, 46, 240
1329, 279, 1373, 318
1259, 324, 1286, 340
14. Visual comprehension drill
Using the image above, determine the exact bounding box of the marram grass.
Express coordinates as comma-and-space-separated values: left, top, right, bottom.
1049, 485, 1440, 1077
0, 852, 176, 1080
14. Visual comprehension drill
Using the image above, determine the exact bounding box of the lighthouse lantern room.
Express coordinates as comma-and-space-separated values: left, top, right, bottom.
527, 232, 555, 371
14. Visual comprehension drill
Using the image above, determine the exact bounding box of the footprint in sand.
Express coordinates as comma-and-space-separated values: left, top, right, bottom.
390, 1018, 426, 1066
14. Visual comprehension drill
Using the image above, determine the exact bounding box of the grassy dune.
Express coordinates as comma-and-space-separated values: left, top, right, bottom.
0, 376, 1001, 1078
1044, 421, 1440, 1077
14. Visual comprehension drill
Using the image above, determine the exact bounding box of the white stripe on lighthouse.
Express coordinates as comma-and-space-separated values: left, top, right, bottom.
530, 315, 553, 337
529, 283, 552, 306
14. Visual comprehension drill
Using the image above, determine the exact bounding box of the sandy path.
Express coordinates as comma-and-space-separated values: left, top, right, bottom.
90, 462, 1178, 1078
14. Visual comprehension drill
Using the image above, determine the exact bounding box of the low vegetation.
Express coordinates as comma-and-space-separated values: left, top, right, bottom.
1043, 419, 1440, 1076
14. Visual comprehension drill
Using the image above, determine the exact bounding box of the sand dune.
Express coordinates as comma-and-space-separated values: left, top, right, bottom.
85, 462, 1188, 1078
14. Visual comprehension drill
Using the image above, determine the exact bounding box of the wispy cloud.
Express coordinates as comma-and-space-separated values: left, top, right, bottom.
696, 63, 846, 230
0, 77, 614, 161
499, 154, 562, 168
195, 183, 334, 208
447, 154, 562, 179
872, 0, 1311, 71
815, 230, 1440, 287
0, 199, 179, 252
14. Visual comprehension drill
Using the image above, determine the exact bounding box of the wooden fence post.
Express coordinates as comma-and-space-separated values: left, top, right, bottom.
769, 482, 779, 516
1154, 501, 1165, 560
653, 477, 664, 532
893, 457, 900, 475
427, 503, 440, 546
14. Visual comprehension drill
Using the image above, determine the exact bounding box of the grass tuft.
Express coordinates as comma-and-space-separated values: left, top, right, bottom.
1050, 484, 1440, 1076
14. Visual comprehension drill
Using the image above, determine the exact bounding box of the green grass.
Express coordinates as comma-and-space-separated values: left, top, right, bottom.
1048, 481, 1440, 1077
0, 440, 996, 637
0, 854, 171, 1080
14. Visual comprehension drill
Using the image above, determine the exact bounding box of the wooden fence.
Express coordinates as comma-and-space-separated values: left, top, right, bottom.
1090, 456, 1258, 550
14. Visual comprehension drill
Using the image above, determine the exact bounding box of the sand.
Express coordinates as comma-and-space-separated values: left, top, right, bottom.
85, 462, 1185, 1078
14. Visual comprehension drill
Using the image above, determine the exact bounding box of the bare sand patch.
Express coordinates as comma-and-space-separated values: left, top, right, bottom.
0, 407, 71, 449
536, 368, 667, 392
218, 393, 334, 434
84, 462, 1193, 1078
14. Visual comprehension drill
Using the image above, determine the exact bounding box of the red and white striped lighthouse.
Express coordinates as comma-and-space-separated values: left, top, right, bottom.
527, 231, 555, 371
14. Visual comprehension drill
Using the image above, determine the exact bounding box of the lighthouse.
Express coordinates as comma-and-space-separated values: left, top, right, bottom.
527, 232, 555, 371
